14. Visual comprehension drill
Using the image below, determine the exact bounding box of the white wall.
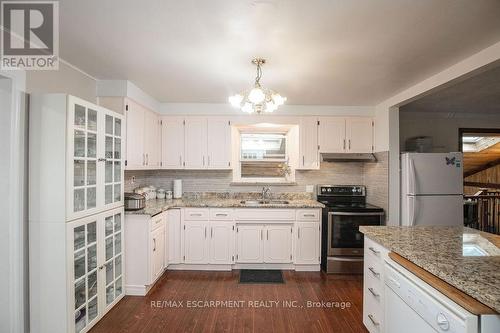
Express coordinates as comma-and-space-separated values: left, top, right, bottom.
0, 71, 28, 333
400, 112, 500, 152
26, 60, 97, 103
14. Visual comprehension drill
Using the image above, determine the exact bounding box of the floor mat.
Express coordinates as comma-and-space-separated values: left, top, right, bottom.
239, 269, 284, 284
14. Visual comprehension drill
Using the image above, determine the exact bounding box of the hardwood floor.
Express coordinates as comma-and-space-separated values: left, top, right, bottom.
90, 270, 368, 333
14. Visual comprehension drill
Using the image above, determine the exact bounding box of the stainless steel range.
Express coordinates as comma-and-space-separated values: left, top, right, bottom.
318, 185, 384, 274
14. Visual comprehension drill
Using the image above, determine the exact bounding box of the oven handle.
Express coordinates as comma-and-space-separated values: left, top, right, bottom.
328, 212, 385, 216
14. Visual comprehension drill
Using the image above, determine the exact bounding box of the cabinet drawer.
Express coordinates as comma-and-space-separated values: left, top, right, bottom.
296, 209, 320, 221
364, 237, 388, 263
363, 292, 383, 333
184, 208, 209, 220
210, 209, 234, 220
150, 213, 165, 231
234, 209, 295, 221
365, 258, 383, 284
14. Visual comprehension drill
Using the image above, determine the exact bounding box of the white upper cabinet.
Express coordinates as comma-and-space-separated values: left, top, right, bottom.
318, 117, 346, 153
124, 100, 145, 169
161, 116, 231, 170
123, 99, 161, 170
207, 117, 231, 169
161, 117, 185, 169
318, 117, 374, 154
298, 117, 319, 170
346, 118, 374, 153
144, 110, 161, 168
184, 117, 208, 169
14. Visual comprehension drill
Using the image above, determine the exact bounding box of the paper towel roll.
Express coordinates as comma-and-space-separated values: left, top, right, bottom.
173, 179, 182, 199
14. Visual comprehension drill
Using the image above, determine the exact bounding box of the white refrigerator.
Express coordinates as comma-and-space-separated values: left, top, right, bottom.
401, 152, 464, 226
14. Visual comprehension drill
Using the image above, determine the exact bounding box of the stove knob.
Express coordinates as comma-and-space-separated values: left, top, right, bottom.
327, 188, 332, 192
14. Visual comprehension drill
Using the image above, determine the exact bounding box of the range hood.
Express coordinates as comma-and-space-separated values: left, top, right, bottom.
320, 153, 377, 162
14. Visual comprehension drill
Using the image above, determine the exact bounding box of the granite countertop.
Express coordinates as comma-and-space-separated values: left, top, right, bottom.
360, 226, 500, 313
127, 197, 325, 216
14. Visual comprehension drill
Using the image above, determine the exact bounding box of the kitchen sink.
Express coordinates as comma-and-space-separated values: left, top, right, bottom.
240, 200, 290, 205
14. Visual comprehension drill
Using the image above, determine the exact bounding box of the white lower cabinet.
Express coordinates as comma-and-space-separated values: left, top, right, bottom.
264, 225, 293, 263
236, 224, 293, 264
124, 211, 167, 296
167, 209, 182, 264
236, 225, 264, 263
183, 209, 235, 264
295, 222, 321, 264
209, 221, 235, 264
363, 236, 390, 333
151, 224, 165, 281
184, 220, 210, 263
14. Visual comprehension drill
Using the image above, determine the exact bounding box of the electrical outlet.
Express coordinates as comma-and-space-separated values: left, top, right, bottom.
131, 176, 136, 184
306, 185, 314, 193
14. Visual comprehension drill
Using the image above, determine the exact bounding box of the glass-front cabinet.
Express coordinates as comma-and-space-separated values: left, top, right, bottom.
68, 96, 124, 221
68, 207, 124, 333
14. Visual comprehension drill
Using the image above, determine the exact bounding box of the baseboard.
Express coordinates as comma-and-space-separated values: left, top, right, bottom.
125, 284, 150, 296
167, 264, 232, 271
233, 263, 295, 270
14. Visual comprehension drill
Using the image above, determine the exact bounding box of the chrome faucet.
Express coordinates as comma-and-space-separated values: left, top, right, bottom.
262, 187, 271, 200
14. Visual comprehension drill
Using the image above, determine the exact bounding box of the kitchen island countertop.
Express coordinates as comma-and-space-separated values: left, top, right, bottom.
360, 225, 500, 313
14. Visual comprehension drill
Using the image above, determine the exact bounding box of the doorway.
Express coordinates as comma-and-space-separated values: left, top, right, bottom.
459, 128, 500, 233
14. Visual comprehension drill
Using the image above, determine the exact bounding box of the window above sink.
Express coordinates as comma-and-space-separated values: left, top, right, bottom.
232, 123, 298, 184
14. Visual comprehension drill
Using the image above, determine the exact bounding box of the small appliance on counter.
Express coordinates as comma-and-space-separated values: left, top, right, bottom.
317, 185, 384, 274
173, 179, 182, 199
124, 192, 146, 211
157, 189, 166, 199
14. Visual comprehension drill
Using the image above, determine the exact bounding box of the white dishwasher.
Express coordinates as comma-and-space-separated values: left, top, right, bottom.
384, 260, 479, 333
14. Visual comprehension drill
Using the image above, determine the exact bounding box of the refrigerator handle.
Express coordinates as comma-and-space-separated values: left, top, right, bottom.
409, 196, 418, 226
408, 157, 416, 195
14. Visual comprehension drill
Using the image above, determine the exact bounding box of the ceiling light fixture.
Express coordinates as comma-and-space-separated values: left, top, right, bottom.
229, 58, 286, 114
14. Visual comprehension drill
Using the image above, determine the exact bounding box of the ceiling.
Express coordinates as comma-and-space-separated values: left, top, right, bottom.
401, 64, 500, 114
464, 142, 500, 176
59, 0, 500, 104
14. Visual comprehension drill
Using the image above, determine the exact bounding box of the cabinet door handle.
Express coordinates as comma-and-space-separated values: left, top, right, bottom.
190, 213, 203, 217
343, 139, 346, 150
179, 155, 182, 166
348, 140, 351, 150
215, 213, 228, 217
211, 227, 213, 238
153, 238, 156, 252
368, 314, 379, 326
208, 155, 211, 166
298, 228, 300, 239
143, 153, 145, 166
205, 226, 207, 239
368, 287, 379, 297
146, 153, 149, 165
98, 158, 107, 162
302, 155, 305, 166
260, 229, 263, 240
203, 156, 205, 166
368, 267, 380, 277
369, 247, 380, 254
303, 214, 315, 217
267, 230, 269, 240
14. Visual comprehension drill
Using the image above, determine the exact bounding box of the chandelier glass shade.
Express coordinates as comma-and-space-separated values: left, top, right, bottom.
229, 58, 286, 114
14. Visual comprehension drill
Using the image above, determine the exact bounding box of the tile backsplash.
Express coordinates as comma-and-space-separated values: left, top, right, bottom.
125, 151, 389, 216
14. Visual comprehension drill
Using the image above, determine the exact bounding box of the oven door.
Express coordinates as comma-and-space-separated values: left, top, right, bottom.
327, 212, 384, 256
